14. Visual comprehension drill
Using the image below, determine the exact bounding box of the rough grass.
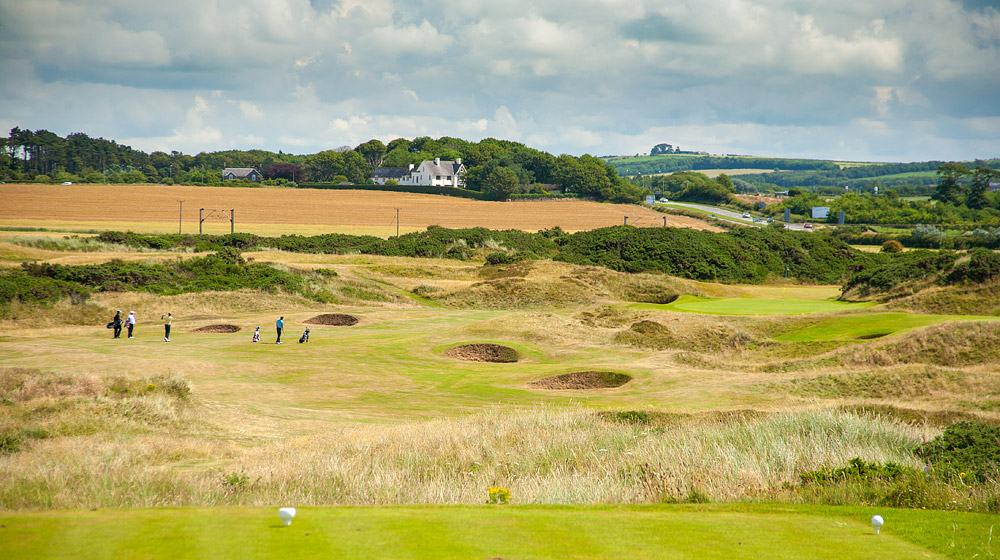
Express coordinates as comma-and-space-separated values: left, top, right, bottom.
0, 406, 940, 509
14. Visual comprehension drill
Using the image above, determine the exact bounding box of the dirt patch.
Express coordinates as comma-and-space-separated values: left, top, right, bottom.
190, 324, 241, 333
531, 371, 632, 390
305, 313, 359, 326
444, 343, 520, 363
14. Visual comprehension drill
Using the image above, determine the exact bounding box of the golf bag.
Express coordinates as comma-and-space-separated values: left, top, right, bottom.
299, 328, 310, 343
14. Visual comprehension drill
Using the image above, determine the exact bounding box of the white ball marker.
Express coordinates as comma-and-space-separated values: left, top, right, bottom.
278, 507, 296, 526
871, 514, 884, 535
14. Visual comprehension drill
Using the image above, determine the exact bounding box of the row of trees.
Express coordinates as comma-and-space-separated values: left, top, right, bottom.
0, 128, 645, 203
933, 164, 1000, 210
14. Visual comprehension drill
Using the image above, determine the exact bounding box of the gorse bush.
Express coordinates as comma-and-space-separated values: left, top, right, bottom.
916, 421, 1000, 484
16, 250, 335, 302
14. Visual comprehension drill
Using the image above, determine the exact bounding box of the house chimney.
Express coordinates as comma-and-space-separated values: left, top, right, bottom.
434, 157, 440, 166
408, 164, 414, 171
456, 158, 462, 165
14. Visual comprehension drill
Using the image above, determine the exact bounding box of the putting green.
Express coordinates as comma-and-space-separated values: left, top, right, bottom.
633, 295, 875, 315
1, 504, 983, 559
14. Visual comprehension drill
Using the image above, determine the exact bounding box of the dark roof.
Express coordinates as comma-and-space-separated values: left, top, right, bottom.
373, 167, 410, 179
420, 160, 464, 176
222, 168, 260, 178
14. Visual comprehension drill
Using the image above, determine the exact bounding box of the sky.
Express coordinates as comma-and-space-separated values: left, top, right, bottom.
0, 0, 998, 162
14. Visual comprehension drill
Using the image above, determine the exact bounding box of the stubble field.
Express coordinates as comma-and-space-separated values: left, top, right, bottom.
0, 184, 717, 236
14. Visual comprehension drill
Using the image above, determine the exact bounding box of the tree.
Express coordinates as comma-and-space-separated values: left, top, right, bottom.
481, 165, 519, 200
304, 150, 345, 182
933, 163, 970, 206
262, 162, 302, 182
966, 166, 999, 210
356, 139, 387, 170
650, 143, 674, 156
715, 173, 734, 192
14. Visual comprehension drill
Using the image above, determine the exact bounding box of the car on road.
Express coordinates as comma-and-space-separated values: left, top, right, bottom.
61, 181, 73, 185
766, 217, 774, 223
803, 223, 813, 228
742, 212, 751, 218
658, 198, 668, 203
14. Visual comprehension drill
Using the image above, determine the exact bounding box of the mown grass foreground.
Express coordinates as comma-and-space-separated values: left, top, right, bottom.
3, 504, 993, 559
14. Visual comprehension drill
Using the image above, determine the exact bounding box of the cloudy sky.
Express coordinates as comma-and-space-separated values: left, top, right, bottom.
1, 0, 998, 162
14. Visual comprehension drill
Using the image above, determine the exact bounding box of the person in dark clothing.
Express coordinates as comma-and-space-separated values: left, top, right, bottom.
112, 310, 123, 339
276, 316, 284, 344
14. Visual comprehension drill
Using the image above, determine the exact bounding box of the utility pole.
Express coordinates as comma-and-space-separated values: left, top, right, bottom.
178, 200, 183, 234
396, 208, 400, 238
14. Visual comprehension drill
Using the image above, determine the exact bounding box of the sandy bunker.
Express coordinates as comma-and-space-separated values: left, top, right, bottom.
305, 314, 359, 326
531, 371, 632, 390
190, 324, 241, 333
444, 343, 520, 363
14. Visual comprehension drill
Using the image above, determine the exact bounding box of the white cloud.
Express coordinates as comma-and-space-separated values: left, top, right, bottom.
0, 0, 997, 162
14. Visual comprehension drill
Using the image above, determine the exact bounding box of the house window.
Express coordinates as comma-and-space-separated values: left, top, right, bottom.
436, 176, 441, 180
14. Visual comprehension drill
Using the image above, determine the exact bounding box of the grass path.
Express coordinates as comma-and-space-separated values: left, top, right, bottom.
4, 504, 989, 559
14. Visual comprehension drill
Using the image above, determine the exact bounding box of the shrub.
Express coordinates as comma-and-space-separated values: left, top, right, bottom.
916, 421, 1000, 484
880, 239, 904, 253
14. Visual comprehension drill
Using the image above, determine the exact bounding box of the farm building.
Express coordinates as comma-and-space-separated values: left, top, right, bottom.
222, 168, 262, 183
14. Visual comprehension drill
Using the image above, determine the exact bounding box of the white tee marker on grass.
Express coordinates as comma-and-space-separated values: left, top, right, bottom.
279, 507, 296, 526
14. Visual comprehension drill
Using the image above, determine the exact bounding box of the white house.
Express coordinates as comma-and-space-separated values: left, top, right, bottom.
222, 168, 262, 183
373, 158, 465, 187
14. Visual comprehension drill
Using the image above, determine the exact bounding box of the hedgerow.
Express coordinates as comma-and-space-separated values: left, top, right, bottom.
17, 249, 333, 302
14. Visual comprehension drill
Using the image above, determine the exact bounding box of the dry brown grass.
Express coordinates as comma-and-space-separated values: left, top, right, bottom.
0, 405, 932, 508
0, 184, 720, 236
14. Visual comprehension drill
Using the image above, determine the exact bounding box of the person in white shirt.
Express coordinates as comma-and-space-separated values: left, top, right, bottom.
126, 311, 137, 339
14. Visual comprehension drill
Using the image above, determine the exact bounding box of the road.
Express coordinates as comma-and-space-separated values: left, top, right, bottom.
661, 201, 810, 231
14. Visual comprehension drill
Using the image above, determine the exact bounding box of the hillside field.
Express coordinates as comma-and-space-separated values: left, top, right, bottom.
0, 184, 717, 237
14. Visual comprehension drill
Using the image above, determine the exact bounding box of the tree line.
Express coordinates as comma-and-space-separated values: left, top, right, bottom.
0, 128, 644, 203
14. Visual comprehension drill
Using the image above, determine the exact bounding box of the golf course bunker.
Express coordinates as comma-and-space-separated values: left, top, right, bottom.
855, 332, 892, 340
191, 324, 241, 333
305, 313, 359, 326
444, 343, 520, 363
531, 371, 632, 390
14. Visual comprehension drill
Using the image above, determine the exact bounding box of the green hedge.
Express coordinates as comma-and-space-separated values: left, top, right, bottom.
298, 183, 489, 200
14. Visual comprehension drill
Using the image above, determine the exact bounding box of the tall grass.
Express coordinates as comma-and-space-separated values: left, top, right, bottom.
2, 235, 190, 253
1, 405, 957, 510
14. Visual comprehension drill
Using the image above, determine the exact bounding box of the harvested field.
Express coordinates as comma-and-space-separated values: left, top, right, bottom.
190, 324, 241, 333
444, 343, 520, 363
0, 184, 721, 236
305, 313, 359, 326
531, 371, 632, 390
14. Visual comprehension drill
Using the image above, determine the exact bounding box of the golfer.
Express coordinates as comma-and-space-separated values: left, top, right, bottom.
276, 316, 284, 344
161, 312, 172, 342
126, 311, 137, 339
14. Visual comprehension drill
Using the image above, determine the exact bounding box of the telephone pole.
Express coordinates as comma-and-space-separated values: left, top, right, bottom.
177, 200, 183, 234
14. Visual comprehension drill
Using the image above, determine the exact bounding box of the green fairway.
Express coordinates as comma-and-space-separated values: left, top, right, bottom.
633, 294, 876, 315
3, 504, 992, 559
772, 312, 998, 342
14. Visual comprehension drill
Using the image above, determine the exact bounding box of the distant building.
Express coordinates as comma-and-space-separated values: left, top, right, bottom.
812, 207, 830, 219
371, 167, 411, 185
222, 168, 261, 183
372, 158, 466, 187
